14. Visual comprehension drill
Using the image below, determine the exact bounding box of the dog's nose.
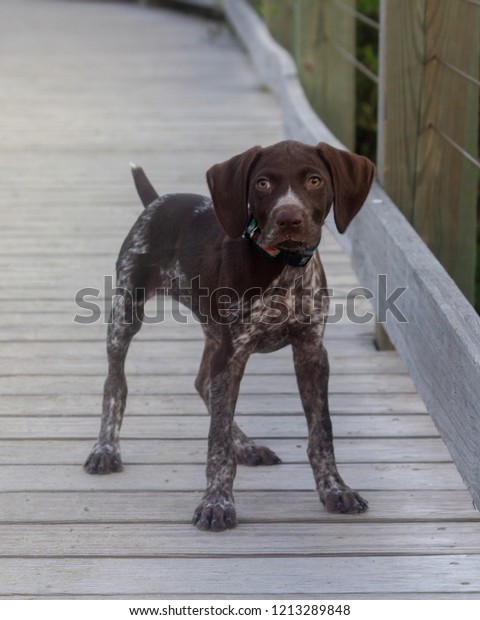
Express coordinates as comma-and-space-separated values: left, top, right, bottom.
275, 207, 304, 229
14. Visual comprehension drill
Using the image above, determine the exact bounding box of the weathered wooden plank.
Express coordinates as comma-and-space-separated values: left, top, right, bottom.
0, 306, 374, 327
0, 463, 464, 492
1, 489, 475, 524
2, 285, 368, 304
0, 392, 428, 415
1, 521, 478, 557
3, 131, 284, 151
0, 374, 417, 395
0, 273, 364, 294
0, 318, 374, 336
0, 354, 404, 376
0, 226, 343, 270
0, 238, 344, 257
6, 295, 363, 319
0, 248, 355, 268
0, 342, 405, 375
0, 414, 438, 439
0, 226, 342, 249
0, 555, 479, 597
2, 287, 368, 312
0, 325, 377, 345
0, 437, 451, 465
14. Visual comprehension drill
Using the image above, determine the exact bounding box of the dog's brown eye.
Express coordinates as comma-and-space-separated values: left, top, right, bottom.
308, 176, 323, 188
256, 178, 270, 190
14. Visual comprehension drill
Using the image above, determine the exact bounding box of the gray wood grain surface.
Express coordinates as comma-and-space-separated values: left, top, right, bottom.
0, 0, 478, 599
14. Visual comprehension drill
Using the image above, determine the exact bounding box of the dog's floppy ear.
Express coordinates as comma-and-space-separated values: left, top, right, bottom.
317, 143, 375, 234
206, 146, 262, 238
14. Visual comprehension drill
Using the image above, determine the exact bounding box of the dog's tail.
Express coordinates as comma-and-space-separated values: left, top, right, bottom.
130, 163, 159, 208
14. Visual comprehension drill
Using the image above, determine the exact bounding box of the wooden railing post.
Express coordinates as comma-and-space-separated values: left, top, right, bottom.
296, 0, 356, 150
261, 0, 356, 150
261, 0, 296, 54
379, 0, 479, 304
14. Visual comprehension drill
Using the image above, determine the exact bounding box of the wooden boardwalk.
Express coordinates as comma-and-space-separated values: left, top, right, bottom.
1, 0, 479, 599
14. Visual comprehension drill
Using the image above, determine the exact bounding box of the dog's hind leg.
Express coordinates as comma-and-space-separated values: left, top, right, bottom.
84, 273, 145, 474
231, 422, 281, 466
195, 330, 281, 467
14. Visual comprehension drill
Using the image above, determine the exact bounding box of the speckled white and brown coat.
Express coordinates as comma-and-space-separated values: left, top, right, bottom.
85, 140, 375, 531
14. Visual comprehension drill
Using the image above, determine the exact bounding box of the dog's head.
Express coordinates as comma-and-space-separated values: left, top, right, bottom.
206, 140, 375, 250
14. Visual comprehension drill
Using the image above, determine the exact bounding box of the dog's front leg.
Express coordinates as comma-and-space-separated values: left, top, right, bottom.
291, 333, 368, 514
193, 336, 251, 531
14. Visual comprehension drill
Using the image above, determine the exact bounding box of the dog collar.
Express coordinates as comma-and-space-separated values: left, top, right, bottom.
243, 212, 320, 268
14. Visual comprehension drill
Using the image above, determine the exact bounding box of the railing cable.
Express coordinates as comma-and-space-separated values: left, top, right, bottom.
428, 123, 480, 170
435, 56, 480, 89
330, 40, 379, 83
331, 0, 380, 30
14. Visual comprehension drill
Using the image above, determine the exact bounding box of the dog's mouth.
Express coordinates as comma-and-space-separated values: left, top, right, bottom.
261, 225, 321, 252
255, 223, 321, 254
275, 239, 306, 250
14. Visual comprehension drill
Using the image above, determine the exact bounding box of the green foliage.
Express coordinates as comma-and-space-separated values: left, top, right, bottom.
357, 0, 378, 17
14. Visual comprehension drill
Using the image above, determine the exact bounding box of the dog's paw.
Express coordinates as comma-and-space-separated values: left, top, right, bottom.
84, 443, 123, 474
235, 443, 282, 466
192, 497, 237, 531
322, 488, 368, 514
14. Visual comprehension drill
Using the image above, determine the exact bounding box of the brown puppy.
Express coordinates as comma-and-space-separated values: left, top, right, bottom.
85, 140, 375, 531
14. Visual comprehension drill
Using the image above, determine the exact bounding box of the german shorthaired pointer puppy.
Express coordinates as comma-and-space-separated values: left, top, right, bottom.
85, 140, 375, 531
